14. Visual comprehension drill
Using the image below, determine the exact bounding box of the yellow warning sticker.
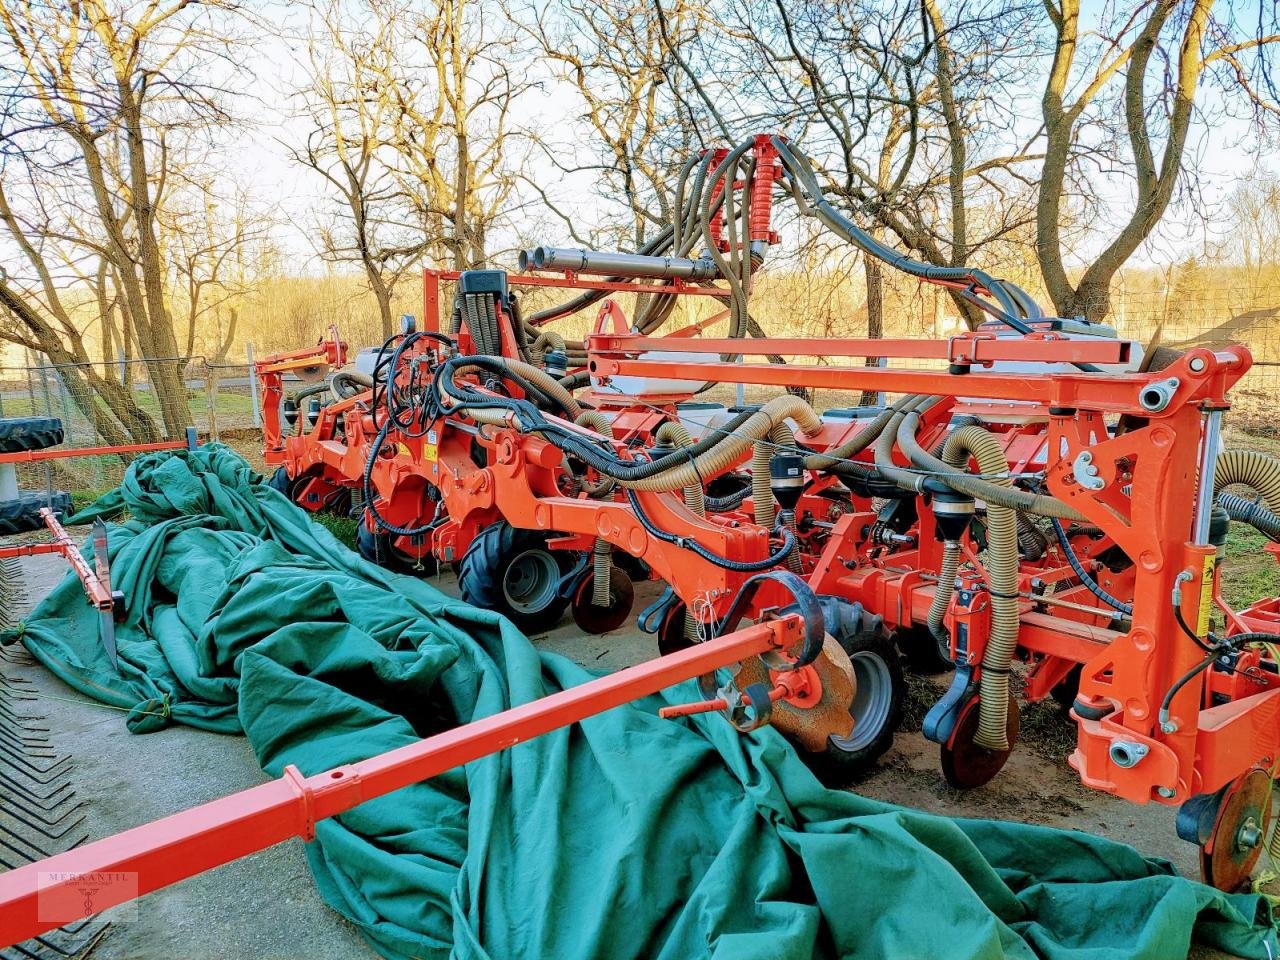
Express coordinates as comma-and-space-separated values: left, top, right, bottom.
1196, 554, 1216, 636
396, 442, 411, 458
423, 443, 438, 462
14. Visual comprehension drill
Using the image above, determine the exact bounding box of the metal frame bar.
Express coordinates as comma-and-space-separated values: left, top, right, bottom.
0, 617, 796, 946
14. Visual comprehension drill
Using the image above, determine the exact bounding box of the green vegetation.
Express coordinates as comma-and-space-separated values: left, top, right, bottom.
311, 511, 358, 552
1220, 524, 1280, 612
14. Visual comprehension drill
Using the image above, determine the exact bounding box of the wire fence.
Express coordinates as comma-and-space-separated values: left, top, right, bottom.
0, 351, 265, 496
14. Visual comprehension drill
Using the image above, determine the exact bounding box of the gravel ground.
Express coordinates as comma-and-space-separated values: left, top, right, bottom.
1, 548, 1267, 960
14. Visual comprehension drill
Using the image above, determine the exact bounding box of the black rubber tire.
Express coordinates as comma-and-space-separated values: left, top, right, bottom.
0, 417, 63, 454
356, 512, 438, 575
1050, 665, 1082, 716
0, 491, 72, 534
897, 626, 955, 675
809, 630, 905, 784
458, 521, 569, 634
267, 466, 291, 494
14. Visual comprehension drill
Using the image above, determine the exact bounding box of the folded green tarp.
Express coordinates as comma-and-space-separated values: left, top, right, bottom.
10, 445, 1277, 960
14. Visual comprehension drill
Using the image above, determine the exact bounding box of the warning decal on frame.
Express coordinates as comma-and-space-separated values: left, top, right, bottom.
1196, 554, 1216, 637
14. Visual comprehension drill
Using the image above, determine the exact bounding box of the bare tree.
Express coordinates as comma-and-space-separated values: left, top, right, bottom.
0, 0, 245, 440
646, 0, 1045, 331
295, 0, 532, 336
520, 0, 701, 250
1036, 0, 1280, 321
292, 0, 430, 339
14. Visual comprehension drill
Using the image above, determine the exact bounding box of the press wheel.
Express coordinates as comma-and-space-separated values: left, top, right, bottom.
941, 691, 1019, 789
571, 566, 634, 635
1200, 767, 1273, 892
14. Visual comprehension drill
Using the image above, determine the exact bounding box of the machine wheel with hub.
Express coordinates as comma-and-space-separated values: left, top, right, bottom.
570, 564, 634, 634
0, 417, 70, 533
1177, 766, 1274, 892
940, 690, 1019, 789
813, 628, 904, 782
459, 521, 569, 634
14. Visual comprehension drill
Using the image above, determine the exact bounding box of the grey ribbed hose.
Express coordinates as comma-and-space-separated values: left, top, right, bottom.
330, 370, 373, 401
618, 395, 823, 493
895, 411, 1087, 521
575, 409, 619, 607
1213, 450, 1280, 514
655, 421, 706, 516
940, 426, 1021, 752
750, 422, 802, 573
873, 396, 937, 493
654, 420, 705, 641
531, 330, 566, 367
591, 538, 612, 607
928, 541, 962, 650
574, 411, 617, 499
447, 357, 584, 421
804, 403, 902, 471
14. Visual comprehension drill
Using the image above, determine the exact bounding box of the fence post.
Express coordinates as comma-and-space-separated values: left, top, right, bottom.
54, 368, 74, 445
204, 364, 218, 442
247, 343, 261, 428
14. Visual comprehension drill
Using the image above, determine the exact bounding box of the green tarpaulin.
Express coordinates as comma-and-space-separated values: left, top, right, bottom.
9, 445, 1278, 959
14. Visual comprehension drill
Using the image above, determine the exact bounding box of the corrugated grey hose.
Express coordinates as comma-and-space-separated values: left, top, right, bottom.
1016, 514, 1048, 560
928, 541, 963, 651
750, 422, 803, 574
654, 420, 706, 641
939, 426, 1021, 752
575, 410, 619, 608
1214, 450, 1280, 514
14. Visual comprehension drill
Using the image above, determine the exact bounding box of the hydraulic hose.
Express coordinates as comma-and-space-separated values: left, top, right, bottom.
618, 395, 822, 493
624, 489, 797, 572
654, 420, 705, 640
574, 411, 617, 499
940, 425, 1021, 752
1048, 518, 1133, 615
1218, 492, 1280, 541
437, 354, 769, 485
1214, 450, 1280, 514
895, 411, 1087, 521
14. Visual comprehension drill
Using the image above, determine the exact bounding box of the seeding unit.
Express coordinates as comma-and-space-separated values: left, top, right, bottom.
4, 133, 1280, 942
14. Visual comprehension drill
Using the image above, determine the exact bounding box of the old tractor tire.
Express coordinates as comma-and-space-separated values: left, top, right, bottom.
0, 491, 72, 535
0, 417, 63, 454
267, 466, 291, 495
458, 521, 568, 635
356, 511, 438, 576
811, 629, 905, 783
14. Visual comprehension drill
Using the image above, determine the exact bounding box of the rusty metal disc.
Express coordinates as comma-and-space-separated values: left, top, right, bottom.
571, 566, 634, 635
1200, 767, 1273, 892
940, 691, 1019, 790
295, 364, 328, 384
734, 635, 856, 753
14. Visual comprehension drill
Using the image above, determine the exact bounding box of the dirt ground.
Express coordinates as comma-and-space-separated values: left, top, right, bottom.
2, 547, 1270, 960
